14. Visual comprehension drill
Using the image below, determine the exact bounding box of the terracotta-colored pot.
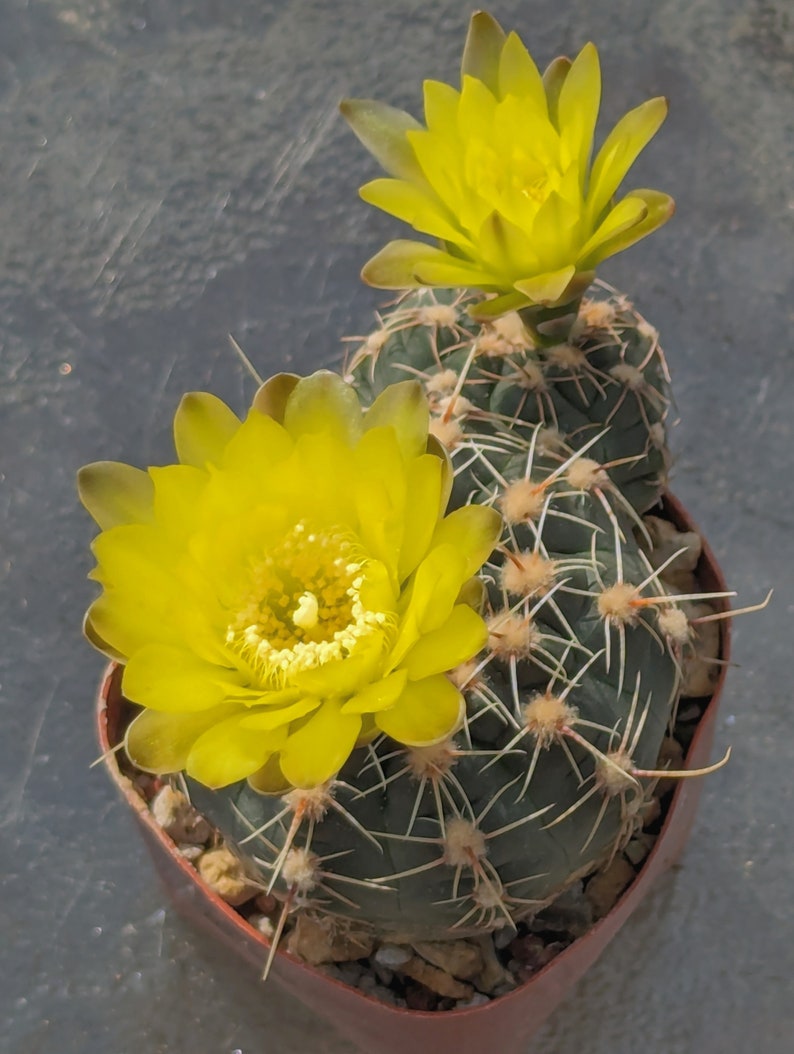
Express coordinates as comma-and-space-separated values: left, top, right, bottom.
96, 493, 730, 1054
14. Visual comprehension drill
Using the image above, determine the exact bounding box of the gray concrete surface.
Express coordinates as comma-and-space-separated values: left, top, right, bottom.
1, 1, 792, 1051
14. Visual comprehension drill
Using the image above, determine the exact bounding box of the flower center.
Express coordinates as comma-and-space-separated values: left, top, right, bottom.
226, 522, 388, 684
467, 140, 553, 217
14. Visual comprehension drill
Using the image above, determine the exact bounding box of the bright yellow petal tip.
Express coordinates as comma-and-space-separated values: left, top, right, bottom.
342, 12, 672, 316
81, 373, 503, 792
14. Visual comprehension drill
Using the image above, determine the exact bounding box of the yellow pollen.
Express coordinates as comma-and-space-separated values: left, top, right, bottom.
226, 523, 390, 684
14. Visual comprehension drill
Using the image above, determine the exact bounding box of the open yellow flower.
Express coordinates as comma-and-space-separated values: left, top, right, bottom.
80, 372, 501, 792
342, 11, 673, 319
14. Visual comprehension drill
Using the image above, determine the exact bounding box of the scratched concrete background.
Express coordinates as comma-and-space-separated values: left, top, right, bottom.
1, 1, 792, 1051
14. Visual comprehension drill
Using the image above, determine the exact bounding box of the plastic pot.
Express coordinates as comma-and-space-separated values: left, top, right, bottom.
96, 493, 730, 1054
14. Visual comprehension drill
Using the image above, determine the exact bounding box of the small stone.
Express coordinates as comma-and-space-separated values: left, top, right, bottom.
368, 984, 402, 1007
176, 843, 203, 862
356, 970, 378, 992
150, 786, 211, 845
677, 701, 704, 723
509, 934, 554, 972
624, 833, 656, 868
530, 885, 593, 938
287, 914, 375, 965
492, 927, 514, 950
473, 935, 515, 994
335, 961, 365, 986
455, 993, 491, 1009
491, 982, 516, 998
656, 735, 686, 796
585, 858, 636, 919
401, 956, 475, 1000
197, 847, 258, 906
640, 795, 662, 829
411, 939, 483, 981
681, 601, 722, 697
404, 984, 439, 1012
248, 913, 275, 939
642, 516, 701, 573
374, 943, 412, 968
254, 892, 279, 916
374, 964, 394, 987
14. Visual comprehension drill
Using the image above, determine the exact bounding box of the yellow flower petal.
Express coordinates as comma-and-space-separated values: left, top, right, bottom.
400, 605, 487, 681
427, 433, 454, 510
557, 42, 600, 179
360, 178, 466, 245
291, 644, 383, 698
149, 465, 207, 538
498, 31, 546, 112
83, 602, 125, 661
173, 392, 241, 469
430, 505, 502, 578
461, 10, 507, 92
187, 716, 288, 788
125, 705, 238, 774
220, 409, 294, 482
339, 98, 425, 183
241, 698, 320, 726
468, 290, 531, 320
586, 96, 668, 223
362, 240, 500, 290
423, 79, 461, 136
363, 380, 429, 461
78, 462, 155, 530
581, 189, 675, 266
514, 266, 577, 306
86, 593, 176, 659
279, 700, 362, 788
390, 544, 469, 668
248, 754, 291, 795
397, 454, 444, 582
251, 373, 300, 424
90, 524, 177, 605
576, 195, 648, 262
375, 674, 464, 745
123, 644, 241, 713
283, 370, 364, 446
341, 668, 408, 714
542, 55, 572, 126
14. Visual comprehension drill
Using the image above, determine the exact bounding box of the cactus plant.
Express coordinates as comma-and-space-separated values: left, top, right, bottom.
82, 10, 739, 987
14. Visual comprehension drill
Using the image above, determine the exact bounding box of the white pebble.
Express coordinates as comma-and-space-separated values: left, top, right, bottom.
374, 943, 412, 967
455, 993, 491, 1009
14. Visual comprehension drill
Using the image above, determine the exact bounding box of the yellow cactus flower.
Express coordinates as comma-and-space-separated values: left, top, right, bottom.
342, 11, 673, 319
80, 372, 501, 792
